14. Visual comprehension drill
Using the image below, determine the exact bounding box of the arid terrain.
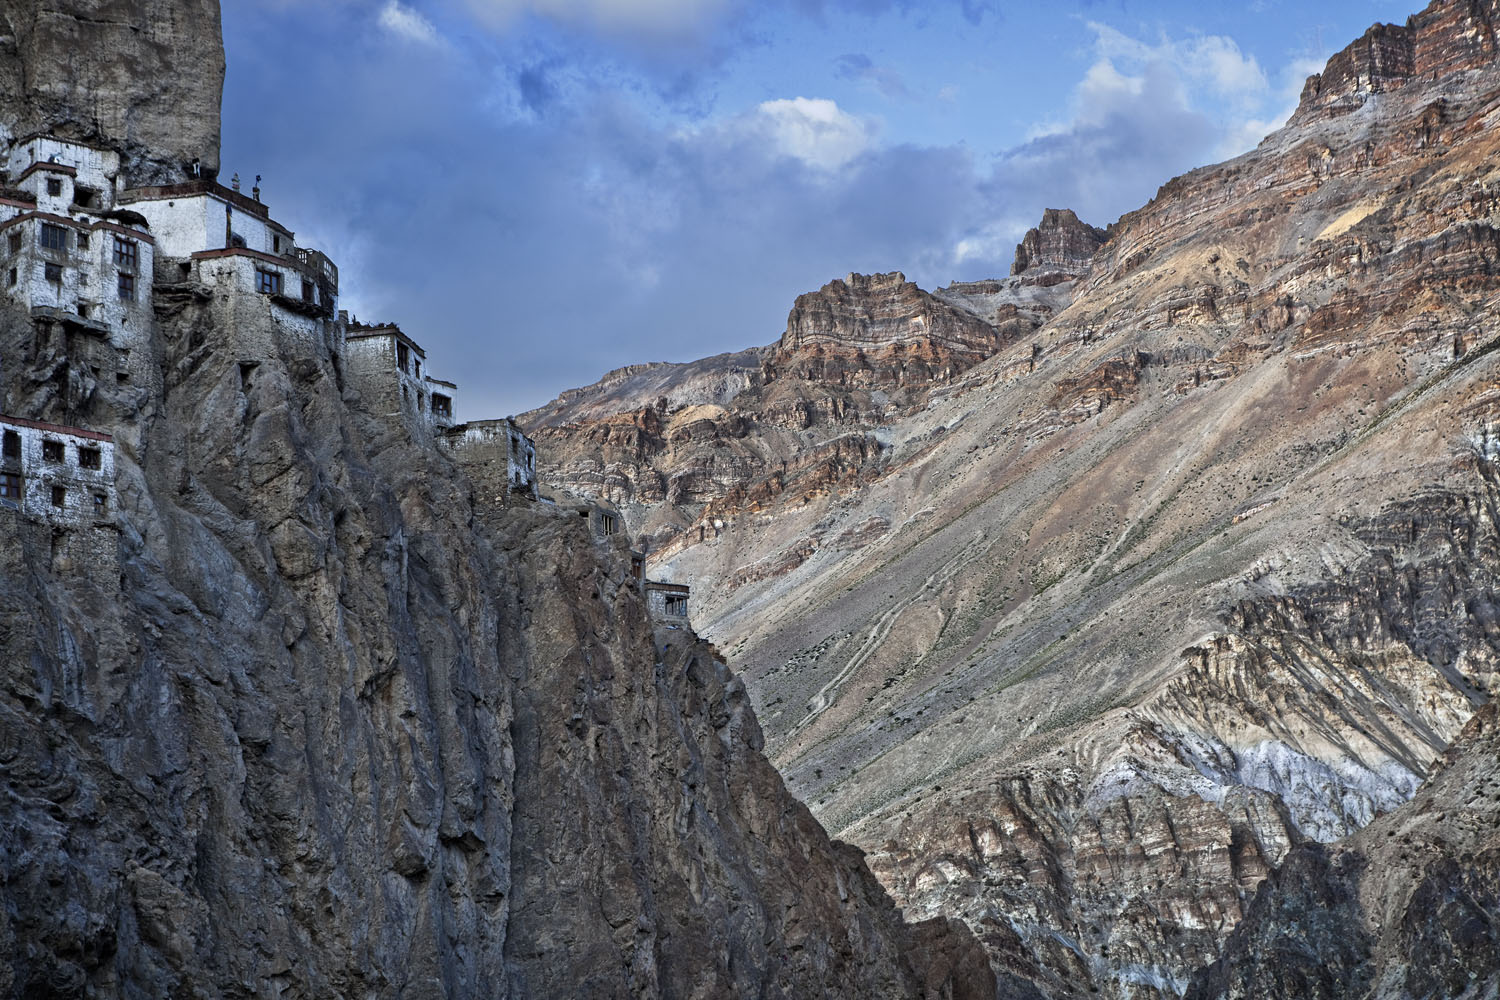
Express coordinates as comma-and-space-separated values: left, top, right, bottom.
524, 1, 1500, 994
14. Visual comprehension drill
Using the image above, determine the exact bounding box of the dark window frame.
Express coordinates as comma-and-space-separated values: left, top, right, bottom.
255, 268, 282, 295
39, 222, 68, 252
41, 440, 64, 463
0, 471, 21, 500
117, 272, 136, 302
50, 485, 66, 508
113, 237, 138, 270
44, 261, 62, 283
77, 446, 101, 470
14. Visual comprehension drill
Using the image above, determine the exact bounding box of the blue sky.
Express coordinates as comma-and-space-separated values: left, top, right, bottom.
223, 0, 1415, 417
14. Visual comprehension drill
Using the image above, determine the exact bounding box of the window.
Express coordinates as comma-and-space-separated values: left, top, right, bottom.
2, 431, 19, 459
301, 278, 314, 302
397, 342, 410, 373
93, 493, 107, 513
44, 261, 62, 283
76, 232, 88, 251
7, 267, 15, 287
50, 485, 66, 508
255, 269, 281, 295
74, 187, 97, 209
77, 446, 101, 470
46, 178, 62, 197
41, 440, 63, 462
39, 223, 67, 251
8, 232, 20, 254
77, 303, 89, 318
0, 472, 20, 501
113, 237, 137, 270
273, 235, 281, 253
665, 595, 688, 617
432, 394, 452, 419
117, 272, 135, 302
414, 359, 421, 378
599, 512, 617, 535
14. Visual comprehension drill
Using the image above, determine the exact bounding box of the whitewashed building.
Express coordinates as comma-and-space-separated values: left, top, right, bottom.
0, 415, 115, 526
645, 581, 690, 621
441, 418, 537, 499
344, 320, 461, 434
0, 134, 155, 357
118, 175, 338, 322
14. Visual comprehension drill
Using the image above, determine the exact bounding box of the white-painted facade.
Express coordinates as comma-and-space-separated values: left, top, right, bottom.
645, 582, 690, 620
118, 180, 338, 320
0, 135, 155, 351
0, 415, 116, 527
344, 323, 461, 433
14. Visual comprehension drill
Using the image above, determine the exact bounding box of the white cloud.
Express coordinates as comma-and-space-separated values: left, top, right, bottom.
747, 97, 876, 172
1087, 23, 1269, 102
379, 1, 443, 45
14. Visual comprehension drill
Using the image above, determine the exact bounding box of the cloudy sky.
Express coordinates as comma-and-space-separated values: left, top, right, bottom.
222, 0, 1414, 417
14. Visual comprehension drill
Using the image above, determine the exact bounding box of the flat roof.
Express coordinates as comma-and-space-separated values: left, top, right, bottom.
0, 414, 113, 443
119, 179, 272, 221
645, 581, 690, 594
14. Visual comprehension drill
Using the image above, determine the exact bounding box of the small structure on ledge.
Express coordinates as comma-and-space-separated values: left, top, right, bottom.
645, 581, 690, 622
0, 414, 115, 526
343, 318, 460, 435
442, 417, 537, 501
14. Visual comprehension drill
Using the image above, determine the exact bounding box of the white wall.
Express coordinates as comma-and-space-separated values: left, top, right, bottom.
0, 418, 116, 526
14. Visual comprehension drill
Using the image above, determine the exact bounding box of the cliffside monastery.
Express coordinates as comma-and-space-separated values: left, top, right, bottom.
0, 132, 689, 622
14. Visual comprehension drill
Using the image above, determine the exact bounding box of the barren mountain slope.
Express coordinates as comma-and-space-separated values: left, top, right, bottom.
531, 1, 1500, 994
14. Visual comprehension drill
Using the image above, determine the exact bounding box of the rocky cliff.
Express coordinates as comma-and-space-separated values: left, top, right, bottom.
1187, 700, 1500, 1000
0, 3, 999, 997
533, 0, 1500, 994
1009, 209, 1108, 281
0, 0, 223, 184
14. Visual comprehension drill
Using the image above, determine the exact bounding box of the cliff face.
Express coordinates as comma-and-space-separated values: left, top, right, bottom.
0, 0, 223, 183
0, 3, 997, 997
1187, 701, 1500, 1000
532, 0, 1500, 994
1009, 209, 1108, 281
520, 258, 1073, 561
0, 234, 997, 1000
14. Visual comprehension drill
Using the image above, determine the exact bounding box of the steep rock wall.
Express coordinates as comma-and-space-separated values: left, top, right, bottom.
0, 0, 224, 184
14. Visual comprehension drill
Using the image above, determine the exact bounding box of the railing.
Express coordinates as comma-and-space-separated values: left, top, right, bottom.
290, 247, 338, 295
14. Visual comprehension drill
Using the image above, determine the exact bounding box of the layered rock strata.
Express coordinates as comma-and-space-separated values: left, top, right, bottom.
533, 0, 1500, 993
1187, 701, 1500, 1000
1009, 209, 1108, 281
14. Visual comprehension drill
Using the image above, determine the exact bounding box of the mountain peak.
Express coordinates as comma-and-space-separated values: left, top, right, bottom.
1010, 208, 1107, 280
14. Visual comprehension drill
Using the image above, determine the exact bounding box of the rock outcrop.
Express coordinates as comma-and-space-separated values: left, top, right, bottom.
1009, 209, 1108, 281
0, 0, 223, 184
1187, 701, 1500, 1000
766, 272, 1005, 389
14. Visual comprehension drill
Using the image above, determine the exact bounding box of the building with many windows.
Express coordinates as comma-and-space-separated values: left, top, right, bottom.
0, 134, 155, 359
0, 414, 115, 527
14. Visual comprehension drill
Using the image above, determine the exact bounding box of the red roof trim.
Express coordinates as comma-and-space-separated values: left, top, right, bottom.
16, 162, 78, 182
0, 414, 113, 443
0, 211, 153, 244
